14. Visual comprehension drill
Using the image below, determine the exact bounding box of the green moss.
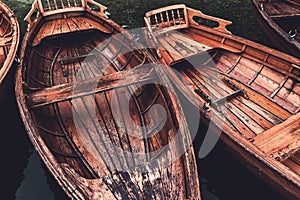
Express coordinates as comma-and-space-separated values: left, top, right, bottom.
5, 0, 274, 48
3, 0, 33, 35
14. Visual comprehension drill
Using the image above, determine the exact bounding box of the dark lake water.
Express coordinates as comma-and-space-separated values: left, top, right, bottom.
1, 0, 286, 199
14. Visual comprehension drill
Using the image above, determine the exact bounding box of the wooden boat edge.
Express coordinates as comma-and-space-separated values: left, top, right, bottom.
251, 0, 300, 57
144, 4, 300, 199
16, 1, 201, 199
145, 4, 300, 65
0, 1, 20, 84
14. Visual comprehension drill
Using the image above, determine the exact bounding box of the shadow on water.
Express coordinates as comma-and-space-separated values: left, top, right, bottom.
179, 90, 285, 200
15, 151, 55, 200
0, 64, 68, 200
1, 0, 288, 199
0, 67, 31, 199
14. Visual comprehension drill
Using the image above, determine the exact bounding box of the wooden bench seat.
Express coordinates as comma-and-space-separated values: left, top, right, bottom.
253, 112, 300, 161
32, 15, 113, 46
27, 68, 154, 109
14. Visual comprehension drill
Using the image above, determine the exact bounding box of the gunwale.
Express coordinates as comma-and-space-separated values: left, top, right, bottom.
16, 0, 201, 199
144, 4, 300, 199
0, 1, 20, 86
251, 0, 300, 57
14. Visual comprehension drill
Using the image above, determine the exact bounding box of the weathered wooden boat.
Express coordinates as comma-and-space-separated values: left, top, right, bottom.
144, 4, 300, 200
15, 0, 201, 199
251, 0, 300, 57
0, 1, 19, 99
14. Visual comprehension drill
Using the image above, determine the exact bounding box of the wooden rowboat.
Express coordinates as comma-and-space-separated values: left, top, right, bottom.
251, 0, 300, 57
0, 1, 19, 99
16, 0, 201, 199
144, 4, 300, 200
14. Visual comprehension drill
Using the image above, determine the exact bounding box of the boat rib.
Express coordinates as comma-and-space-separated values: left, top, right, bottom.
144, 4, 300, 199
16, 1, 201, 199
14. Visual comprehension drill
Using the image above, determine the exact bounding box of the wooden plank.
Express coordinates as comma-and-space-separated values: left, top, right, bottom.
283, 159, 300, 175
231, 98, 274, 130
226, 102, 265, 135
284, 0, 300, 7
282, 78, 300, 96
223, 106, 257, 139
158, 36, 184, 62
32, 16, 113, 46
200, 66, 283, 126
199, 69, 265, 135
167, 32, 211, 57
290, 151, 300, 166
238, 96, 283, 126
270, 13, 300, 19
73, 94, 127, 172
0, 36, 12, 46
260, 67, 286, 86
221, 75, 292, 120
277, 82, 300, 108
273, 94, 299, 114
27, 69, 154, 108
184, 28, 243, 53
253, 113, 300, 158
166, 33, 197, 58
214, 53, 234, 72
243, 54, 300, 82
67, 98, 117, 173
111, 86, 147, 163
199, 64, 291, 120
184, 66, 258, 138
252, 73, 279, 93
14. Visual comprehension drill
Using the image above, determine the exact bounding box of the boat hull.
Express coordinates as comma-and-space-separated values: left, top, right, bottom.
0, 1, 20, 101
144, 4, 300, 199
251, 0, 300, 58
16, 1, 201, 199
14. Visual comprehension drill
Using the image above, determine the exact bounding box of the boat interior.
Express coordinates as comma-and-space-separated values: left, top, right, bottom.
259, 0, 300, 42
145, 4, 300, 177
0, 6, 15, 67
20, 1, 200, 198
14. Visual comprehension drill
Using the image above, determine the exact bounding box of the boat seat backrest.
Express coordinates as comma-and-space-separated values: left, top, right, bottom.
25, 0, 107, 30
40, 0, 83, 11
144, 4, 189, 36
38, 0, 106, 13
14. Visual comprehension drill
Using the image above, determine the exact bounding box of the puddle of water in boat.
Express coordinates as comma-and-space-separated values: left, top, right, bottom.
1, 0, 284, 199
